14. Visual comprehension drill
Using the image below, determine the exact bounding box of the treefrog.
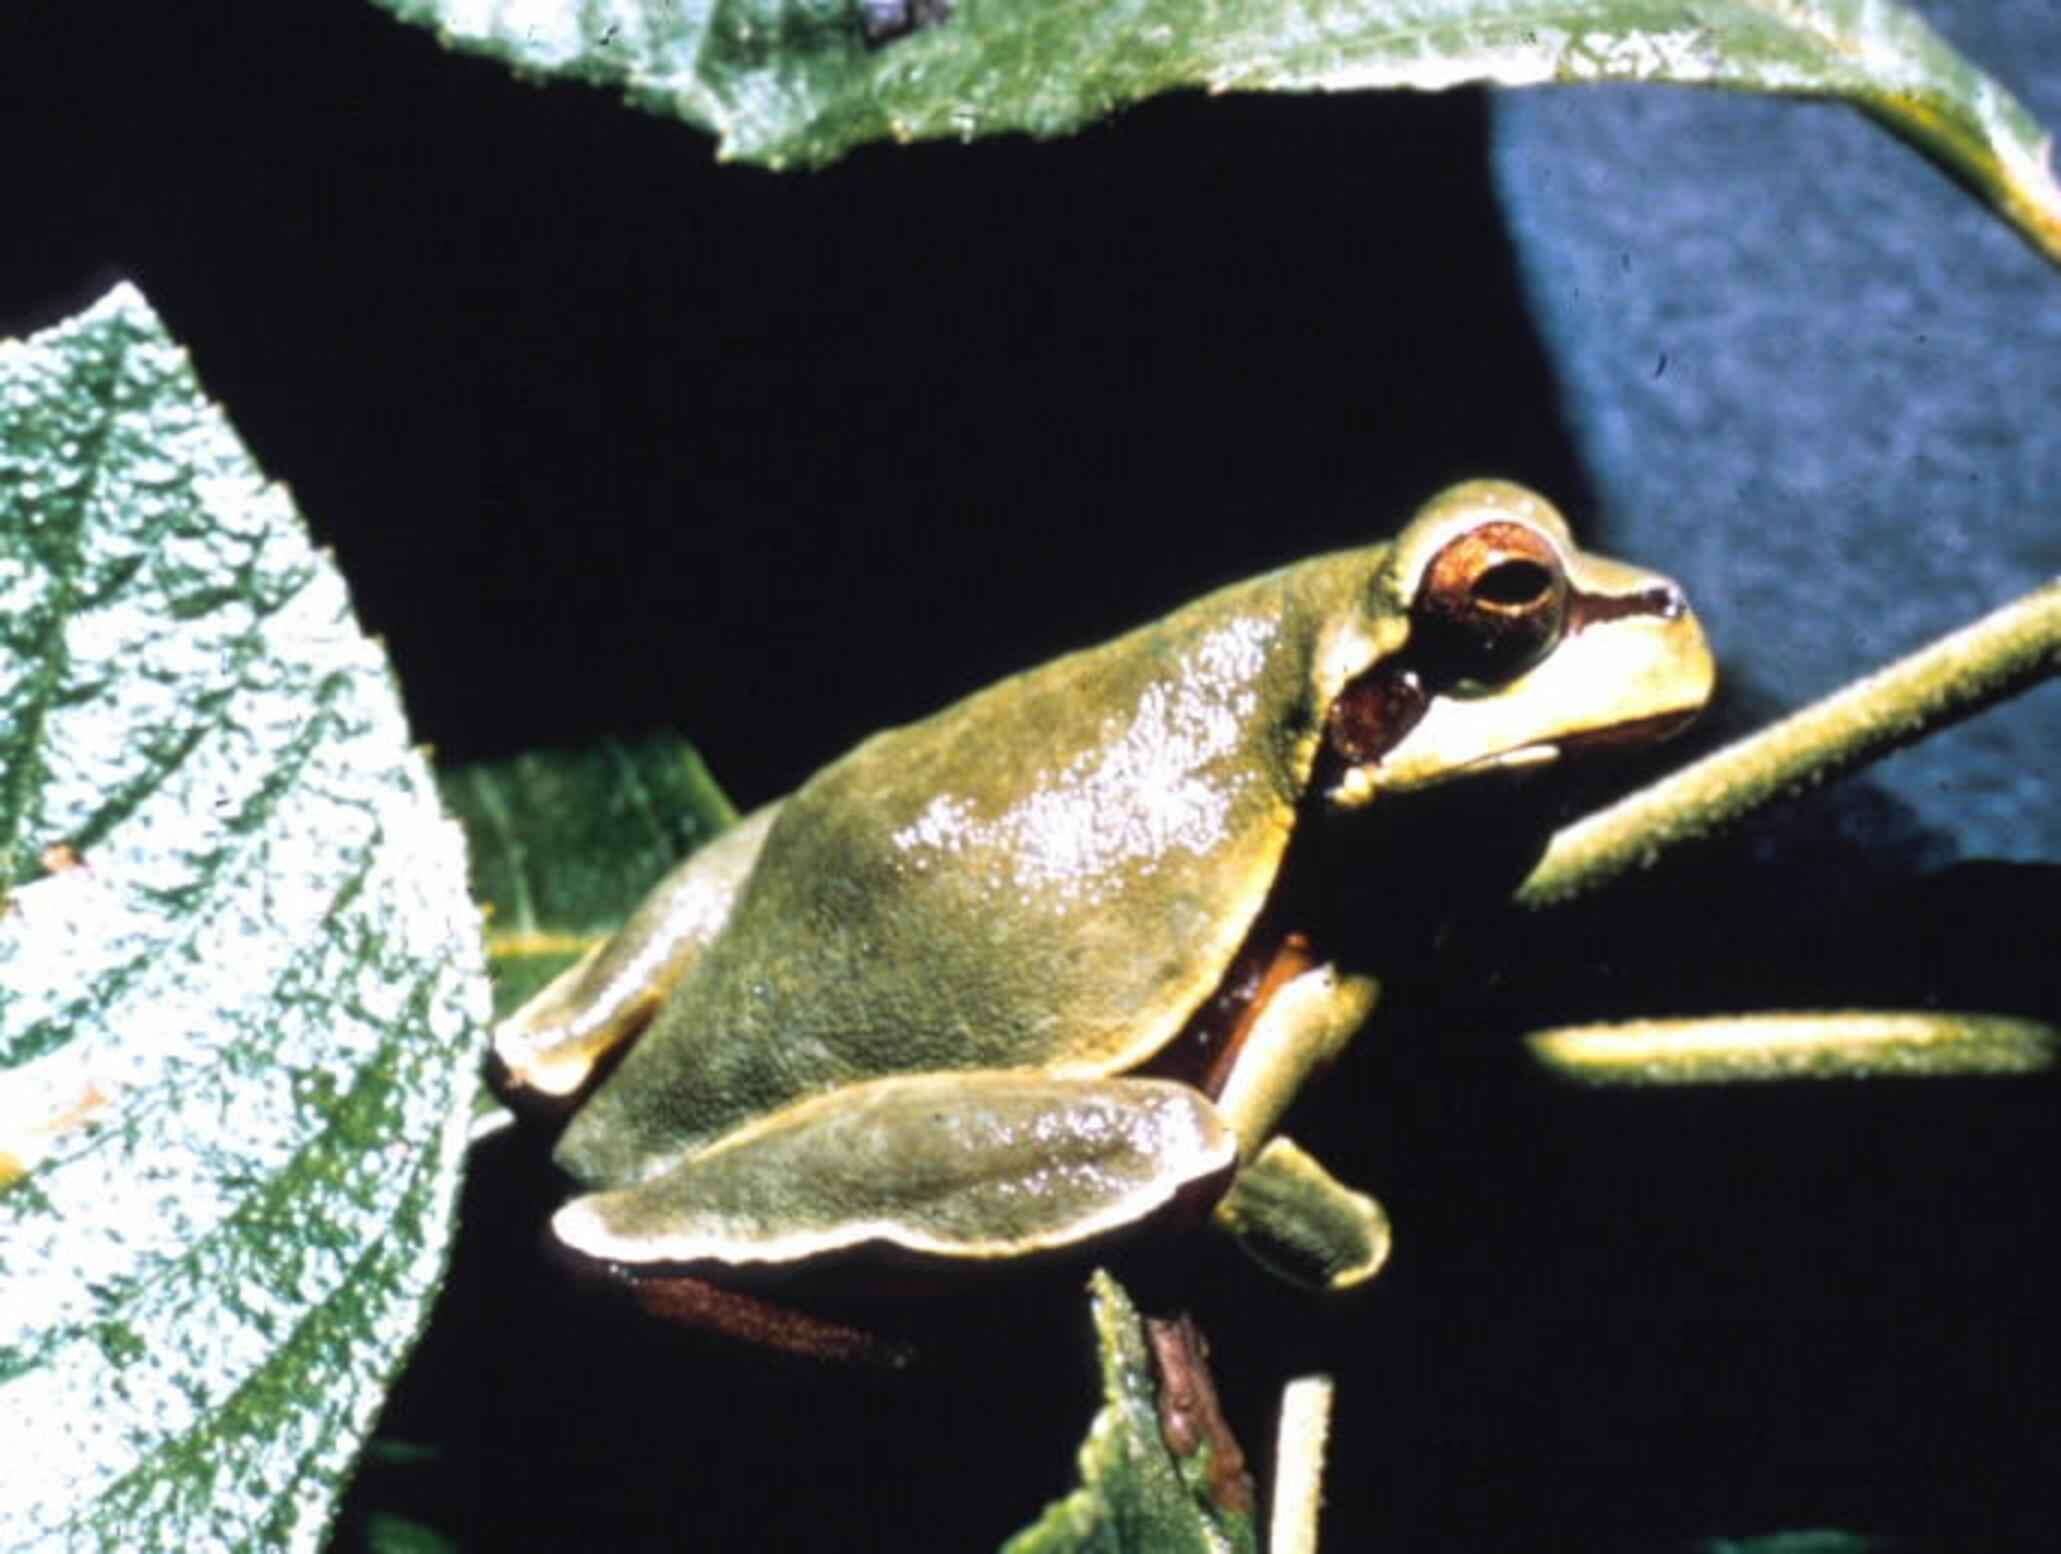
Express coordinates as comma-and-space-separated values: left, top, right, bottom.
494, 480, 1714, 1332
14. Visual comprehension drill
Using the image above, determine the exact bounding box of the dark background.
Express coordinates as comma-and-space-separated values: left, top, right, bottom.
6, 2, 2055, 1550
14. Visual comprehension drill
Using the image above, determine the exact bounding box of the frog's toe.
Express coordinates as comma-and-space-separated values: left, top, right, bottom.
550, 1071, 1238, 1270
1212, 1135, 1391, 1290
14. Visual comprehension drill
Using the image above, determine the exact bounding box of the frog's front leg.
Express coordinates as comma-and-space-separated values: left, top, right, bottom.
1202, 947, 1392, 1291
1214, 1137, 1391, 1291
494, 804, 781, 1098
549, 1071, 1240, 1269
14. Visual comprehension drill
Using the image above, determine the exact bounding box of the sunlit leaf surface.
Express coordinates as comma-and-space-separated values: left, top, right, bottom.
0, 285, 489, 1554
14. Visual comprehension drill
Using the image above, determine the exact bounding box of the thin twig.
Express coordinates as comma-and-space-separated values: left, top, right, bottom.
1528, 1011, 2060, 1085
1268, 1375, 1335, 1554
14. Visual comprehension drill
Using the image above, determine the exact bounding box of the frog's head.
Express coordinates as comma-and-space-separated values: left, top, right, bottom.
1319, 480, 1715, 808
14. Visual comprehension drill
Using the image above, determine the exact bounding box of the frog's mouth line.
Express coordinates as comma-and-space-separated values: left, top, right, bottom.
1551, 703, 1707, 752
1346, 697, 1708, 797
1450, 702, 1707, 773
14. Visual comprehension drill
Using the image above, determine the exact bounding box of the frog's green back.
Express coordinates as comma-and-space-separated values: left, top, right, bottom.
557, 546, 1396, 1188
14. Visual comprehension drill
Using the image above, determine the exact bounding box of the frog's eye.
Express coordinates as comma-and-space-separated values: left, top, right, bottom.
1410, 520, 1570, 688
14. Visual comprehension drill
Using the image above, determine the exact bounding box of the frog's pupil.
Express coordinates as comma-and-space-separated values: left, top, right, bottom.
1475, 559, 1553, 608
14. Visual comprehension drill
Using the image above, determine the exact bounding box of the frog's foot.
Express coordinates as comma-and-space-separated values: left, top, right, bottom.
550, 1071, 1239, 1270
1212, 1136, 1390, 1291
493, 804, 780, 1100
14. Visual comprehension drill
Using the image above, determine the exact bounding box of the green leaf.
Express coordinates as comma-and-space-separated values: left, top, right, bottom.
1699, 1536, 1884, 1554
354, 1510, 461, 1554
438, 737, 736, 1016
0, 285, 489, 1553
369, 0, 2061, 260
1003, 1272, 1258, 1554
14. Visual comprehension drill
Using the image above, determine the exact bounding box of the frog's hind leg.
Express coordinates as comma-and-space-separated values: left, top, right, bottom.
492, 803, 780, 1100
549, 1070, 1239, 1270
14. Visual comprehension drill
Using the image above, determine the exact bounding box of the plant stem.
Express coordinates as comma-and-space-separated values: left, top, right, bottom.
1516, 576, 2061, 908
